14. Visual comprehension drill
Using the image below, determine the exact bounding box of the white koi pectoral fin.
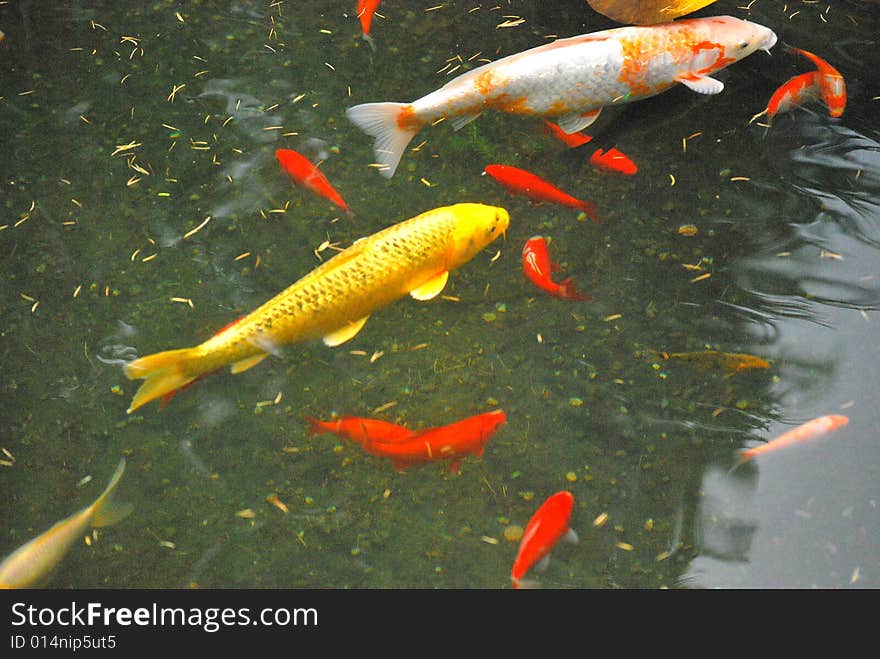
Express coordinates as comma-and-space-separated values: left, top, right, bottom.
345, 102, 418, 179
449, 112, 481, 131
556, 109, 601, 134
409, 271, 449, 301
323, 316, 370, 347
564, 527, 579, 545
230, 352, 270, 375
677, 74, 724, 95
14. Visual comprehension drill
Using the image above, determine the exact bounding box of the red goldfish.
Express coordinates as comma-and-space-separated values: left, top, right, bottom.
542, 121, 638, 176
346, 17, 775, 177
483, 164, 599, 221
511, 491, 578, 589
789, 47, 846, 117
275, 148, 349, 212
522, 236, 591, 301
356, 0, 380, 37
366, 409, 506, 473
305, 415, 415, 447
736, 414, 849, 465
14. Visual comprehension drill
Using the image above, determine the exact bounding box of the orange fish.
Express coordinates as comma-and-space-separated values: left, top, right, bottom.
789, 47, 846, 117
587, 0, 719, 25
305, 415, 415, 447
522, 236, 591, 301
542, 121, 638, 176
737, 414, 849, 465
483, 164, 599, 221
511, 491, 577, 589
366, 409, 506, 473
275, 148, 349, 212
356, 0, 381, 37
756, 71, 822, 121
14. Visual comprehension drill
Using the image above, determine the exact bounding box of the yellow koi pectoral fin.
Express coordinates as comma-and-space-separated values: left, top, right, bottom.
90, 458, 134, 528
409, 271, 449, 301
677, 74, 724, 95
556, 108, 601, 134
230, 352, 270, 375
123, 347, 204, 414
323, 315, 370, 347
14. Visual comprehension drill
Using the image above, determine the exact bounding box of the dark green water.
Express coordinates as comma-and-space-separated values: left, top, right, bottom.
1, 0, 878, 588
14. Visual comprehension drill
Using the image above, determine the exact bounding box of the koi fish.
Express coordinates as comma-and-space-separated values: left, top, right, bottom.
789, 47, 846, 117
275, 148, 350, 213
305, 414, 416, 446
124, 204, 509, 413
522, 236, 591, 301
542, 121, 638, 176
0, 459, 133, 589
346, 16, 776, 177
736, 414, 849, 465
657, 350, 770, 373
356, 0, 380, 37
365, 409, 506, 473
483, 164, 599, 221
511, 491, 577, 589
587, 0, 719, 25
158, 315, 246, 408
752, 71, 822, 123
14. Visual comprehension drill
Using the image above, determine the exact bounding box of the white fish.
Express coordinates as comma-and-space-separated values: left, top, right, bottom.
346, 16, 776, 177
0, 458, 133, 588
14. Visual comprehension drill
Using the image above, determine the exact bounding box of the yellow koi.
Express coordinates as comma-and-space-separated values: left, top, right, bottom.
587, 1, 720, 25
657, 350, 771, 373
0, 458, 133, 589
124, 203, 510, 413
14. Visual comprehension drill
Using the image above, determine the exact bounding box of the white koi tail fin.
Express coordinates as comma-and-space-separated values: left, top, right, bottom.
90, 458, 134, 528
346, 102, 419, 178
123, 347, 206, 414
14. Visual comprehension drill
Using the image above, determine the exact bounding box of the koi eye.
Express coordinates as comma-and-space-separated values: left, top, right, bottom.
739, 41, 749, 49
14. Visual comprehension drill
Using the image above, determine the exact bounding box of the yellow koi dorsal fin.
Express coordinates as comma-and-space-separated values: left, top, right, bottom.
230, 352, 270, 374
323, 316, 370, 347
410, 271, 449, 301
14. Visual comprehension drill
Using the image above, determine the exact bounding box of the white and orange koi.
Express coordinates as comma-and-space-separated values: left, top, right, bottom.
789, 47, 846, 117
735, 414, 849, 466
346, 16, 776, 177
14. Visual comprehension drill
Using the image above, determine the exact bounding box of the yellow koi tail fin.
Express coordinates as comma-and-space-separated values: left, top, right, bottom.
123, 347, 204, 414
345, 102, 418, 179
90, 458, 134, 528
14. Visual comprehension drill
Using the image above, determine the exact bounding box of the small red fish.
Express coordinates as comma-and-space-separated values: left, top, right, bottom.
762, 71, 822, 120
737, 414, 849, 465
542, 121, 638, 176
483, 164, 599, 222
367, 409, 506, 473
158, 315, 246, 408
789, 47, 846, 117
305, 415, 416, 447
356, 0, 381, 37
511, 491, 577, 589
522, 236, 591, 301
275, 148, 349, 212
588, 147, 638, 176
